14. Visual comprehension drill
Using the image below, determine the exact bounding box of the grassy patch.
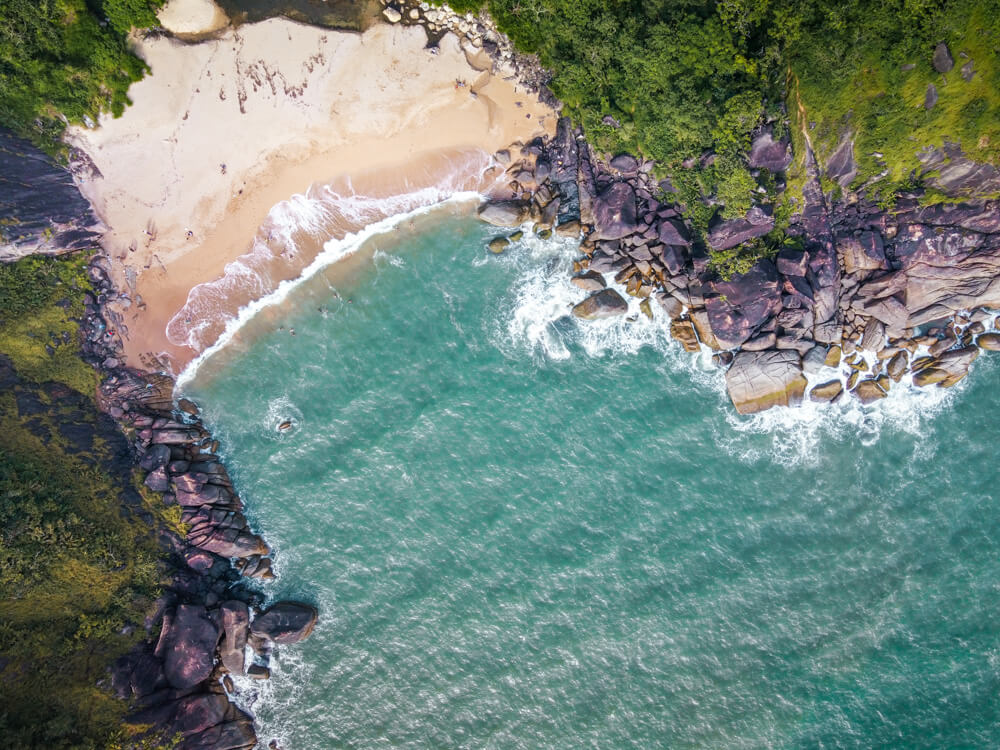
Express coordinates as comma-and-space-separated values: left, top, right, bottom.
0, 254, 96, 396
0, 253, 171, 749
791, 0, 1000, 194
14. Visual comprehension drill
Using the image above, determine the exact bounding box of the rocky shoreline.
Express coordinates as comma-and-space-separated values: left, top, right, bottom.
476, 112, 1000, 414
81, 257, 316, 750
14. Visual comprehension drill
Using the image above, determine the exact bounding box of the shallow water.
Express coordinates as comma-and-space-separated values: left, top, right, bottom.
184, 210, 1000, 749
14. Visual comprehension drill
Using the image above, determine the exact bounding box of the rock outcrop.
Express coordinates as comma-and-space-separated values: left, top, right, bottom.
475, 107, 1000, 417
80, 258, 317, 750
0, 128, 103, 261
725, 350, 808, 414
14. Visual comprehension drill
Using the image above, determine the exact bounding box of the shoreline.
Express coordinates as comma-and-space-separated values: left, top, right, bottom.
68, 16, 554, 373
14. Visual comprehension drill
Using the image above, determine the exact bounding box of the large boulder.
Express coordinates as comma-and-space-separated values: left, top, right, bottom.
181, 715, 257, 750
809, 379, 844, 403
171, 692, 231, 736
824, 133, 857, 190
657, 218, 691, 247
570, 270, 606, 291
853, 379, 888, 405
592, 182, 638, 240
705, 260, 782, 349
219, 600, 250, 675
162, 605, 221, 689
748, 128, 792, 172
250, 602, 318, 645
706, 211, 774, 251
725, 350, 807, 414
571, 289, 628, 320
477, 200, 530, 227
839, 231, 888, 274
932, 42, 954, 73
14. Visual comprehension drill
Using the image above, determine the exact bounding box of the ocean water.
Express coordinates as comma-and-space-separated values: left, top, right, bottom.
182, 207, 1000, 749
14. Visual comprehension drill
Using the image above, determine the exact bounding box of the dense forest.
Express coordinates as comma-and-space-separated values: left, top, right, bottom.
0, 255, 179, 749
0, 0, 163, 153
441, 0, 998, 223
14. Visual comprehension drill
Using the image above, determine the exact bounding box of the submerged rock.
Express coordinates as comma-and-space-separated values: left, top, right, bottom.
250, 602, 318, 645
571, 289, 628, 320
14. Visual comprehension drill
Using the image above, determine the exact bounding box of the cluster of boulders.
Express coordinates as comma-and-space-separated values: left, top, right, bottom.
476, 115, 1000, 414
378, 0, 555, 102
81, 258, 316, 749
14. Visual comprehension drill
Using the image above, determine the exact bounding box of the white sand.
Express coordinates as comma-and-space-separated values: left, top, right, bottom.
68, 19, 554, 370
157, 0, 229, 36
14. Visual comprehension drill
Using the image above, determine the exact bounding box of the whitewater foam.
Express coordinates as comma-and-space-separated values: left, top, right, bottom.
167, 150, 494, 354
175, 192, 482, 391
494, 229, 982, 467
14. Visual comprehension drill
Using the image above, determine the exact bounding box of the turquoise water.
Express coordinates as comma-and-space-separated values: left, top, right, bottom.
184, 208, 1000, 749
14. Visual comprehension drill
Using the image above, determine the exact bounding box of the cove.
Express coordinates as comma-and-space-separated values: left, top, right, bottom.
183, 210, 1000, 749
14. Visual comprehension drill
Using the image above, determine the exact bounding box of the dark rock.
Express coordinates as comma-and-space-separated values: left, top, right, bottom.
247, 664, 271, 680
725, 349, 807, 415
162, 605, 221, 689
704, 260, 782, 349
706, 212, 774, 251
824, 132, 857, 190
924, 83, 938, 110
145, 466, 171, 493
570, 270, 606, 291
219, 601, 250, 675
748, 127, 792, 172
659, 245, 687, 275
571, 289, 629, 320
171, 692, 230, 736
250, 602, 318, 645
180, 716, 257, 750
933, 42, 954, 73
776, 248, 808, 277
609, 153, 639, 173
917, 144, 1000, 196
592, 182, 638, 240
140, 443, 172, 471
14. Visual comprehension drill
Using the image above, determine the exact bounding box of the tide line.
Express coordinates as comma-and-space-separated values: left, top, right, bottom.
175, 192, 483, 392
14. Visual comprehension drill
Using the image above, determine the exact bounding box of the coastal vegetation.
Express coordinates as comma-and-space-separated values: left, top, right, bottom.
437, 0, 998, 230
0, 254, 169, 748
0, 0, 163, 153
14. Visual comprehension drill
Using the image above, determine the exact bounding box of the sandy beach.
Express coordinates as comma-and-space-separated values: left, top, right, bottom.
68, 15, 554, 371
